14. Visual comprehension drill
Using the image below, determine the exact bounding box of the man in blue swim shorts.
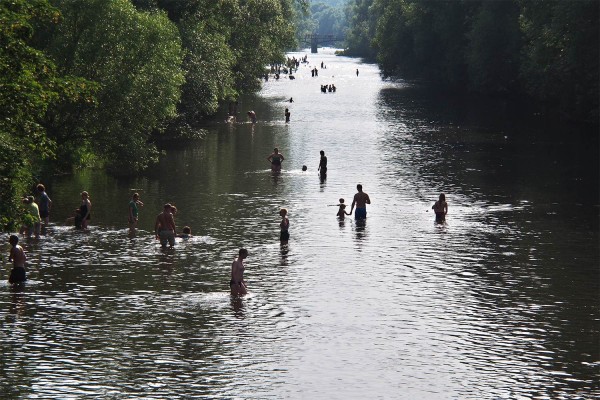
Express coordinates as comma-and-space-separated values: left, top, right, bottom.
349, 184, 371, 220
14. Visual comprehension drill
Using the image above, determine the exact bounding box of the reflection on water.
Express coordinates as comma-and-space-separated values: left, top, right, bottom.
1, 49, 598, 399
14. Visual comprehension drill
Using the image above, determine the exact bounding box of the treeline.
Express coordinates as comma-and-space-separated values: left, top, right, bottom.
0, 0, 299, 230
296, 1, 347, 40
344, 0, 599, 122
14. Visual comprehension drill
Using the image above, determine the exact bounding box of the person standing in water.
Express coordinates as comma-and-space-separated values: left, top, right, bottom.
21, 196, 41, 238
349, 184, 371, 220
79, 191, 92, 229
230, 248, 249, 296
317, 150, 327, 177
247, 110, 257, 123
432, 193, 448, 223
279, 208, 289, 244
285, 108, 290, 123
267, 147, 285, 172
128, 192, 144, 231
356, 68, 359, 76
8, 235, 27, 284
154, 203, 176, 248
336, 199, 350, 218
37, 183, 52, 226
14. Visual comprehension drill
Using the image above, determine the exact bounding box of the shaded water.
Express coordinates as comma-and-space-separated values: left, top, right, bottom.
1, 49, 598, 399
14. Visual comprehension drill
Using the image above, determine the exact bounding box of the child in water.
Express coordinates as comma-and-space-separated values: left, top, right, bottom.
8, 235, 27, 284
178, 226, 192, 239
336, 198, 350, 218
279, 208, 289, 244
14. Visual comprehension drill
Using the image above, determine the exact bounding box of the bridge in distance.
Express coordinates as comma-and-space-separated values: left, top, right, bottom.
300, 34, 345, 53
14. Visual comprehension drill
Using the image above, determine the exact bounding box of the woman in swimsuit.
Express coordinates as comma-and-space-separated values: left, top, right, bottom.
267, 147, 285, 172
79, 191, 92, 229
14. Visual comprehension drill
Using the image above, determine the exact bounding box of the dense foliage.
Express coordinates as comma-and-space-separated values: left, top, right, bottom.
296, 0, 347, 47
345, 0, 599, 122
0, 0, 299, 230
0, 0, 91, 229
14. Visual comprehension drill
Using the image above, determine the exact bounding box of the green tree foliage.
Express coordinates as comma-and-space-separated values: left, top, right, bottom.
302, 2, 347, 37
519, 0, 599, 120
345, 0, 599, 121
43, 0, 185, 174
466, 0, 521, 94
344, 0, 378, 59
0, 0, 89, 229
228, 0, 297, 92
135, 0, 298, 114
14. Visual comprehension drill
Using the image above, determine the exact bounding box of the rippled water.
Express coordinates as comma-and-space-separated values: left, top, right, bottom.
1, 49, 598, 399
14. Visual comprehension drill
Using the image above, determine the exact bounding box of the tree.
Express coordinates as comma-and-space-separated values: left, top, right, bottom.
466, 0, 521, 94
0, 0, 88, 229
519, 0, 599, 121
44, 0, 185, 174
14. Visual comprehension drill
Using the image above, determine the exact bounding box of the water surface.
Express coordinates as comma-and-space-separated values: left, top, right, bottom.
1, 49, 598, 399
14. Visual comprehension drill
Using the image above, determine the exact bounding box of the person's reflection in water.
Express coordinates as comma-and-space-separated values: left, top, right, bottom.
353, 218, 368, 244
230, 296, 245, 318
6, 290, 26, 325
280, 243, 289, 266
157, 247, 176, 275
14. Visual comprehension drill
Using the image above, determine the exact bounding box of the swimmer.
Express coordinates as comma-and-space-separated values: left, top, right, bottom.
8, 235, 26, 284
178, 226, 192, 239
230, 248, 248, 296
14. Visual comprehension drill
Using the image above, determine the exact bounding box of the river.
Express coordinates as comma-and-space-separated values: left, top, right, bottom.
1, 49, 598, 399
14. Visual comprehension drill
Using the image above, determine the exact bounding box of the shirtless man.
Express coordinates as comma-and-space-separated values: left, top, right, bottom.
230, 248, 248, 296
154, 203, 176, 247
8, 235, 27, 284
349, 184, 371, 220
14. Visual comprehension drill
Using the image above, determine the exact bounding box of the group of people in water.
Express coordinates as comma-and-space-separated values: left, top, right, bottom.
7, 56, 448, 297
320, 84, 336, 93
